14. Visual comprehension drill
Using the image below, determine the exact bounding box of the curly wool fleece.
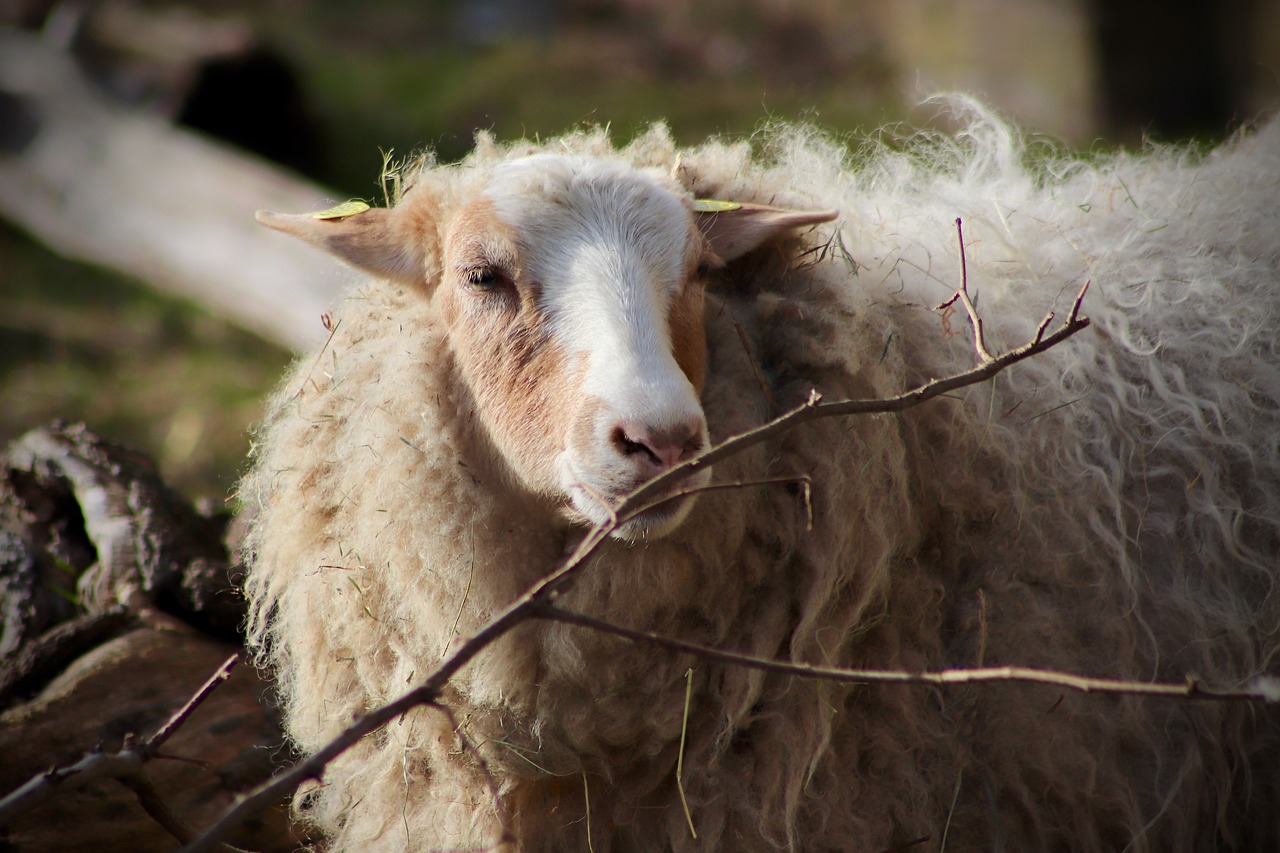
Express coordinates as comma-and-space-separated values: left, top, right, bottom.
241, 99, 1280, 851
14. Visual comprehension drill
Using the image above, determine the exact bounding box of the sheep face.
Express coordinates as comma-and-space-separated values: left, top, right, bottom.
434, 157, 713, 538
257, 156, 834, 540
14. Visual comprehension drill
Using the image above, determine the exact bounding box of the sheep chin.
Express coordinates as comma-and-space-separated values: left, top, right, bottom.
562, 484, 702, 541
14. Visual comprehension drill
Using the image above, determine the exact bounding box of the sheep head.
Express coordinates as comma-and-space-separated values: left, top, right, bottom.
257, 156, 834, 539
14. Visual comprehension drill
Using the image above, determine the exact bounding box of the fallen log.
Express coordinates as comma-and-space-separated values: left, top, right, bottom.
0, 26, 344, 350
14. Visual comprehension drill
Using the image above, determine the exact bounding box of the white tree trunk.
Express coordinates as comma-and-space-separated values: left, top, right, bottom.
0, 27, 348, 350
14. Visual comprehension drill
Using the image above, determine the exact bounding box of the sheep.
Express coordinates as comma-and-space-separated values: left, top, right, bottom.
240, 99, 1280, 851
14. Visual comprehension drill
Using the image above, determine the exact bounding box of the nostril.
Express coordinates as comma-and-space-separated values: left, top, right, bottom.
612, 426, 663, 466
612, 419, 706, 471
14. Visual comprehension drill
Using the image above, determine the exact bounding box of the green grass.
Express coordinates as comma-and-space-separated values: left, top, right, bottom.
0, 223, 290, 502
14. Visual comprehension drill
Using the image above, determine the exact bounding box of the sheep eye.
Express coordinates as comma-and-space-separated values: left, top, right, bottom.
465, 267, 503, 291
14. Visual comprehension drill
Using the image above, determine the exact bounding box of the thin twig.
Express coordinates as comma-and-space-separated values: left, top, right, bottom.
0, 654, 248, 853
976, 591, 988, 667
626, 281, 1091, 511
732, 318, 777, 411
149, 654, 239, 750
939, 769, 962, 853
118, 774, 200, 845
0, 655, 237, 822
617, 474, 811, 527
431, 702, 512, 848
676, 667, 698, 840
0, 750, 143, 826
444, 528, 477, 658
181, 522, 622, 853
583, 770, 595, 853
291, 317, 342, 400
540, 605, 1280, 703
935, 218, 992, 362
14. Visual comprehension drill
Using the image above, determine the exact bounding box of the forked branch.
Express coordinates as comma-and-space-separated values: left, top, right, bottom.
0, 653, 246, 852
937, 217, 992, 362
627, 264, 1091, 510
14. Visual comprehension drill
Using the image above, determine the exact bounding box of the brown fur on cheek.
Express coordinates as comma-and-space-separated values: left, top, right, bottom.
444, 287, 584, 497
670, 277, 707, 395
436, 196, 586, 495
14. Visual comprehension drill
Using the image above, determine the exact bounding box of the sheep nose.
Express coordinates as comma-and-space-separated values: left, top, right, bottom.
611, 419, 707, 473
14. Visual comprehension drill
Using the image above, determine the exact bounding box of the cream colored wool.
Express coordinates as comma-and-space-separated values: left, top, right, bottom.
241, 98, 1280, 851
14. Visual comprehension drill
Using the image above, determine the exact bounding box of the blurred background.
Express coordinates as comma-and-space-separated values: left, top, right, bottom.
2, 0, 1278, 503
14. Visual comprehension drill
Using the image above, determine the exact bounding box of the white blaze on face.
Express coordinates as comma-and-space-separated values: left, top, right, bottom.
485, 156, 712, 537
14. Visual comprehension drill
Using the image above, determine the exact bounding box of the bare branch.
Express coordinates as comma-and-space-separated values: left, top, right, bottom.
880, 835, 931, 853
618, 474, 811, 530
0, 654, 249, 853
117, 774, 202, 847
626, 295, 1090, 510
181, 523, 622, 853
732, 317, 777, 411
0, 749, 145, 826
541, 605, 1280, 703
431, 702, 514, 849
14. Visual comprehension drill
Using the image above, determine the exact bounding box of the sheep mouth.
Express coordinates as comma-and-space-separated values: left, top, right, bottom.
617, 492, 696, 537
565, 482, 700, 540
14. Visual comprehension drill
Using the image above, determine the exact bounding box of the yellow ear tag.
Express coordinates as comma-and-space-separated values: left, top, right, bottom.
692, 198, 743, 213
313, 200, 372, 220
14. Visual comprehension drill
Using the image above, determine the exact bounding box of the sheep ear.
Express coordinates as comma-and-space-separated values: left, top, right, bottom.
256, 203, 432, 288
694, 201, 837, 264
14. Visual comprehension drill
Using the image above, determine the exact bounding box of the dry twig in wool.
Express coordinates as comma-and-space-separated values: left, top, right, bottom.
542, 607, 1280, 703
0, 653, 246, 852
174, 251, 1259, 853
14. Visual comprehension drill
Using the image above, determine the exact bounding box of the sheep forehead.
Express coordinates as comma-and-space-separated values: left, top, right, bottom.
482, 155, 696, 358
